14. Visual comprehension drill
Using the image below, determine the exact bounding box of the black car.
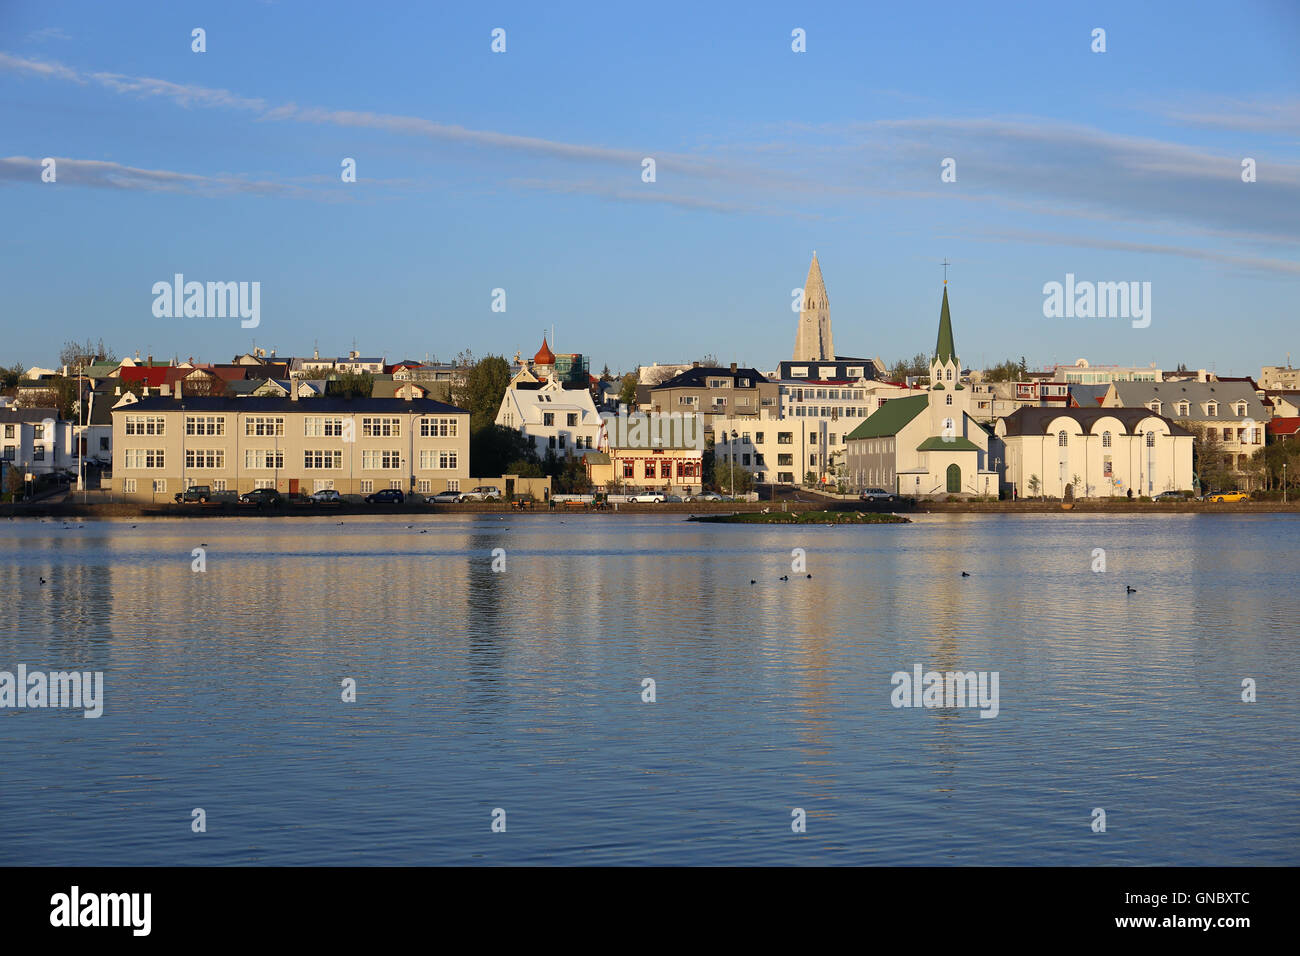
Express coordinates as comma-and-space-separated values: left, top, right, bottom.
364, 488, 405, 504
239, 488, 283, 507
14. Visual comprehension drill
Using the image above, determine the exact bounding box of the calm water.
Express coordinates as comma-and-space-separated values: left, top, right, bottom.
1, 513, 1296, 866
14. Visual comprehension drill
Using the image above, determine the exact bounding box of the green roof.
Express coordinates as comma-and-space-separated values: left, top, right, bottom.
935, 286, 956, 364
845, 394, 929, 439
917, 436, 980, 452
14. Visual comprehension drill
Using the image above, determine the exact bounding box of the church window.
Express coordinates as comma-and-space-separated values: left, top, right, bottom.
1146, 433, 1156, 448
1102, 431, 1112, 448
945, 395, 953, 406
1058, 430, 1068, 447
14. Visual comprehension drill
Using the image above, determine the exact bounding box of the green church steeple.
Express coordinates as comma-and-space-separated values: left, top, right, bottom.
935, 285, 956, 365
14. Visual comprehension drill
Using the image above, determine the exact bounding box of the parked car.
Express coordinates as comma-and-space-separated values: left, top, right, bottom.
859, 488, 894, 502
460, 486, 502, 502
1153, 491, 1184, 502
687, 492, 724, 502
1206, 491, 1250, 503
176, 485, 212, 503
428, 490, 464, 503
629, 492, 666, 503
308, 489, 342, 504
364, 488, 405, 504
239, 488, 283, 507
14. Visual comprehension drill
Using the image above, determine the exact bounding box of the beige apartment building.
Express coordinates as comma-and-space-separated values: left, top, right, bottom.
110, 392, 470, 501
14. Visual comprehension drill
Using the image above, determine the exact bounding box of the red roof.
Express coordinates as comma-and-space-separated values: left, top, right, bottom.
119, 366, 170, 387
534, 337, 555, 366
1267, 417, 1300, 436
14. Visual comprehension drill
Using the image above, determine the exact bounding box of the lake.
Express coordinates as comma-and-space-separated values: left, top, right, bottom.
1, 513, 1296, 865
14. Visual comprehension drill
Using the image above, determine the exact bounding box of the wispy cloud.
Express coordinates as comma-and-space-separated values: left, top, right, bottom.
0, 156, 299, 197
25, 27, 72, 44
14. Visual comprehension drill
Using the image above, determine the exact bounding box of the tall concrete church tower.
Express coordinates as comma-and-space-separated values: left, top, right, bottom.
793, 252, 835, 362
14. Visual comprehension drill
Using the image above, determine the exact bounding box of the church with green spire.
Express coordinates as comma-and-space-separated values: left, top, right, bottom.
843, 284, 1001, 498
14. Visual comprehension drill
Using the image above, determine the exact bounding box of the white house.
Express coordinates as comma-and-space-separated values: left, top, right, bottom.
0, 407, 77, 477
496, 373, 603, 457
996, 407, 1194, 497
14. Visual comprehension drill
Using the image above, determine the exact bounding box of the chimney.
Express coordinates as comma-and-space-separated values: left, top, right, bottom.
290, 382, 298, 402
730, 362, 738, 373
142, 386, 149, 397
693, 361, 700, 368
175, 381, 183, 400
147, 354, 153, 366
160, 383, 170, 397
350, 349, 359, 360
114, 386, 121, 396
403, 388, 412, 402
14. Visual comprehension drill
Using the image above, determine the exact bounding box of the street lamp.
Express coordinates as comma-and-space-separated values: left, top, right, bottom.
729, 429, 738, 497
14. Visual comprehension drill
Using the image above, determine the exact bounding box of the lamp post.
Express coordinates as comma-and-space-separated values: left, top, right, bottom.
1284, 461, 1288, 505
729, 429, 738, 497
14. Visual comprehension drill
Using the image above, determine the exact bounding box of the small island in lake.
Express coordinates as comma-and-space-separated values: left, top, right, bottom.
688, 510, 910, 525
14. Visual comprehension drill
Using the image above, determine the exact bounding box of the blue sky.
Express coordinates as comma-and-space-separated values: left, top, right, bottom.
2, 0, 1297, 376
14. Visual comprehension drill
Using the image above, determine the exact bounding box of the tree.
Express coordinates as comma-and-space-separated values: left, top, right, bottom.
698, 353, 719, 367
59, 338, 115, 374
471, 425, 535, 479
1028, 474, 1041, 497
0, 361, 24, 391
887, 353, 930, 382
617, 373, 638, 407
983, 358, 1031, 383
553, 455, 593, 494
326, 371, 374, 398
454, 355, 511, 431
599, 364, 613, 382
1183, 422, 1229, 493
506, 458, 545, 478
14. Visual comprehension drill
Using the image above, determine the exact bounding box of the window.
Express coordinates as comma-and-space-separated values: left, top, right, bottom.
417, 479, 431, 493
1058, 430, 1068, 447
186, 415, 225, 435
313, 479, 334, 492
447, 480, 459, 492
945, 394, 953, 405
185, 449, 226, 469
809, 433, 818, 445
1148, 400, 1161, 414
360, 480, 374, 493
566, 413, 578, 427
362, 449, 401, 469
1146, 433, 1156, 448
243, 415, 285, 436
304, 449, 343, 469
946, 369, 953, 381
152, 479, 166, 493
125, 415, 166, 436
212, 479, 227, 491
254, 478, 275, 489
742, 454, 751, 466
755, 432, 764, 443
1207, 402, 1218, 416
419, 449, 459, 470
778, 432, 793, 444
33, 446, 45, 461
1177, 402, 1189, 416
543, 412, 555, 427
419, 417, 458, 437
1, 446, 13, 460
3, 425, 12, 438
99, 437, 109, 451
389, 480, 402, 490
124, 448, 165, 469
778, 454, 793, 466
123, 479, 137, 493
623, 461, 635, 478
1102, 431, 1112, 448
361, 417, 400, 437
304, 417, 344, 437
809, 454, 817, 466
244, 449, 284, 470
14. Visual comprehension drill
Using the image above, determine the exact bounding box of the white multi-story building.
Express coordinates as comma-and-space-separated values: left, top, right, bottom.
495, 373, 603, 457
0, 407, 77, 477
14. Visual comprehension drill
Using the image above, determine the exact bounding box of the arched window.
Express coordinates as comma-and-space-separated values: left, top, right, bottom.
943, 418, 955, 432
1058, 430, 1068, 447
946, 368, 953, 381
1102, 431, 1112, 448
1146, 432, 1155, 448
945, 394, 953, 405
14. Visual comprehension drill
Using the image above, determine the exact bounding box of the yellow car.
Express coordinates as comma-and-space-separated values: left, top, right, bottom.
1206, 492, 1250, 503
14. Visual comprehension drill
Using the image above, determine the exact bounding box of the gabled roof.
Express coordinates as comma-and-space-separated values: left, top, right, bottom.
0, 406, 61, 423
845, 394, 929, 439
999, 406, 1194, 437
1267, 417, 1300, 436
653, 366, 769, 389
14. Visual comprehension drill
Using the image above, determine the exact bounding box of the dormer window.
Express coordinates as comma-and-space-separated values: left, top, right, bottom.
1149, 400, 1161, 414
1207, 401, 1218, 416
1176, 402, 1189, 416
